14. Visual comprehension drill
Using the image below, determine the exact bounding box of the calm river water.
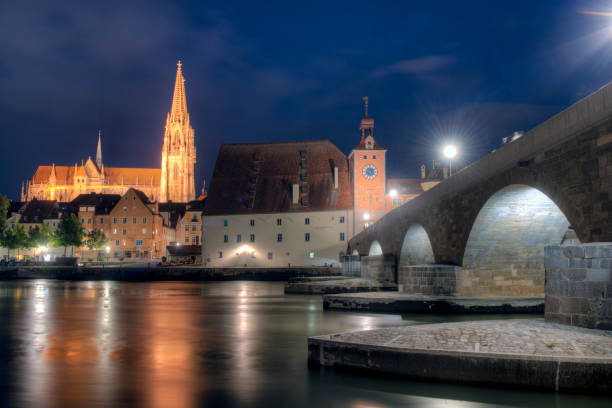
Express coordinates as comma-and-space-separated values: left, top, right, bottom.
0, 280, 608, 407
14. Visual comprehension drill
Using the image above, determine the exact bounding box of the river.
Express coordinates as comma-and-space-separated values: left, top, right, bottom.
0, 280, 608, 407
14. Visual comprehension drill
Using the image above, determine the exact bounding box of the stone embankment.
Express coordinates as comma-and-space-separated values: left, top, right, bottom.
284, 278, 397, 295
0, 265, 337, 281
308, 319, 612, 394
323, 292, 543, 314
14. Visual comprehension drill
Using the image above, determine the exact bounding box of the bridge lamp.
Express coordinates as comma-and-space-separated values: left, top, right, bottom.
390, 189, 398, 197
443, 144, 458, 176
363, 213, 370, 221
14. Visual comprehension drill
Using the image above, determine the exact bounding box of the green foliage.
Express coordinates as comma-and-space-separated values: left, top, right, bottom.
86, 229, 108, 250
2, 225, 28, 258
27, 224, 53, 249
55, 213, 85, 256
0, 194, 8, 234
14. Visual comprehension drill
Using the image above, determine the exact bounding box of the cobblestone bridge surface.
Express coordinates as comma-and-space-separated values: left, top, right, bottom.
323, 319, 612, 357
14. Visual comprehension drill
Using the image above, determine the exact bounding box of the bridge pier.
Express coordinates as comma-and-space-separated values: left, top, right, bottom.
361, 254, 396, 282
398, 265, 461, 296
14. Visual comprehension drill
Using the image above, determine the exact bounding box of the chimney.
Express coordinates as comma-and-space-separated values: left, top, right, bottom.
420, 164, 426, 179
443, 167, 449, 179
292, 184, 299, 205
333, 167, 339, 189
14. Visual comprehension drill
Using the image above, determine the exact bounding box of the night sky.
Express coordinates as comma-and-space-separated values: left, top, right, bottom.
2, 0, 612, 200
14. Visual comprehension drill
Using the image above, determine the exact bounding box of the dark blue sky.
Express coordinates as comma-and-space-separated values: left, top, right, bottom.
2, 0, 612, 199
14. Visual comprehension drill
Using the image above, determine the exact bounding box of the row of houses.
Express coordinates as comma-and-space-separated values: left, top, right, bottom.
3, 188, 205, 262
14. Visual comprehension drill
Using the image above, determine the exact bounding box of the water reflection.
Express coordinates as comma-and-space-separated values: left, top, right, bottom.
0, 280, 607, 407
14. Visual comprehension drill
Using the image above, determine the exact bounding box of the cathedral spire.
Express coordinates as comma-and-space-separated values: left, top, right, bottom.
96, 129, 103, 169
170, 60, 188, 123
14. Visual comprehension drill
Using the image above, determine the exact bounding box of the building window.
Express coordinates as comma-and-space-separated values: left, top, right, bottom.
123, 206, 127, 211
113, 217, 117, 224
132, 217, 137, 224
276, 218, 282, 226
81, 218, 85, 224
185, 238, 190, 243
185, 224, 189, 231
305, 233, 310, 242
305, 217, 310, 225
223, 220, 228, 227
309, 251, 315, 259
237, 234, 242, 243
115, 240, 119, 246
136, 239, 143, 246
363, 155, 368, 159
87, 218, 91, 224
223, 234, 228, 243
340, 232, 345, 241
268, 252, 273, 260
113, 228, 117, 235
373, 155, 377, 159
392, 198, 402, 207
122, 228, 126, 235
192, 236, 197, 244
250, 234, 255, 242
249, 219, 255, 226
99, 218, 104, 224
339, 216, 345, 223
142, 228, 147, 235
277, 233, 283, 242
219, 251, 223, 258
192, 225, 196, 231
142, 217, 147, 224
122, 218, 127, 224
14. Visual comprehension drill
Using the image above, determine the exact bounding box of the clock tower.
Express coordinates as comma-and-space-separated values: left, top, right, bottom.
349, 97, 387, 232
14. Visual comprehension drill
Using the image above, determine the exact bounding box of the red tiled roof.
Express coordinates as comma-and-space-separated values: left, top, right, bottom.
387, 178, 423, 195
204, 140, 353, 215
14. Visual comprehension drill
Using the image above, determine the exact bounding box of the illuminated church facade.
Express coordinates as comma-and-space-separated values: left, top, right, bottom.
23, 62, 196, 203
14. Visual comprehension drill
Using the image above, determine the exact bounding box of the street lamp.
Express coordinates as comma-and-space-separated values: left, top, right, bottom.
443, 144, 458, 176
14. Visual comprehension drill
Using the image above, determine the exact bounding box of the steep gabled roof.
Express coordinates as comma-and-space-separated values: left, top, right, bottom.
72, 193, 122, 215
32, 165, 160, 185
204, 140, 352, 215
19, 200, 59, 223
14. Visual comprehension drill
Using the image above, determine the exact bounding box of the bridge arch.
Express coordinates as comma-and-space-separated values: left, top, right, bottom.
399, 224, 435, 266
461, 184, 573, 297
368, 240, 383, 256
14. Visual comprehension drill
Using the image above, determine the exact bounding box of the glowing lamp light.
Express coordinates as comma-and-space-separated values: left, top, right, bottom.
390, 189, 398, 197
443, 145, 457, 159
105, 246, 110, 253
236, 245, 255, 255
363, 213, 370, 221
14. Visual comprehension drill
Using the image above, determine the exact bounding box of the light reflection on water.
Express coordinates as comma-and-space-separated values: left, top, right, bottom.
0, 280, 608, 408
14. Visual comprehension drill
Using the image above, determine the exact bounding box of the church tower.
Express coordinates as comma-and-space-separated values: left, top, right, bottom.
160, 61, 196, 202
349, 97, 387, 232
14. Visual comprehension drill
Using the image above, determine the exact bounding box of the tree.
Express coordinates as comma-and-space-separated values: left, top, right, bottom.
55, 213, 85, 257
0, 194, 8, 235
2, 225, 28, 260
27, 224, 53, 260
86, 229, 108, 250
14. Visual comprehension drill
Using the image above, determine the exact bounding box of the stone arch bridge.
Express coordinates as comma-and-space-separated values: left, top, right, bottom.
348, 83, 612, 297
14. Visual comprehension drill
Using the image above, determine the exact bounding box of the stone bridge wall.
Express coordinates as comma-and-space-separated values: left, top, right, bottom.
545, 244, 612, 330
361, 254, 395, 282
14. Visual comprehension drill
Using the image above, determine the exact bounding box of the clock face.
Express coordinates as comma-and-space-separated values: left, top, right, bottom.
362, 164, 378, 180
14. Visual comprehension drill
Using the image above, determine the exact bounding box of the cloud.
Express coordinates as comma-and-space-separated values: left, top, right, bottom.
372, 55, 455, 77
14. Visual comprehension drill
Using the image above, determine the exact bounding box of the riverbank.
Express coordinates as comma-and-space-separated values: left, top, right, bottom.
0, 265, 338, 281
308, 319, 612, 394
284, 278, 397, 294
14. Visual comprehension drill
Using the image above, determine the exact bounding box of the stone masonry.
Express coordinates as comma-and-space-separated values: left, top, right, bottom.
398, 265, 460, 296
545, 243, 612, 330
361, 254, 395, 282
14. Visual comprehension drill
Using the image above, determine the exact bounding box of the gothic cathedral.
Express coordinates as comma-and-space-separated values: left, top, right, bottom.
160, 61, 196, 202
